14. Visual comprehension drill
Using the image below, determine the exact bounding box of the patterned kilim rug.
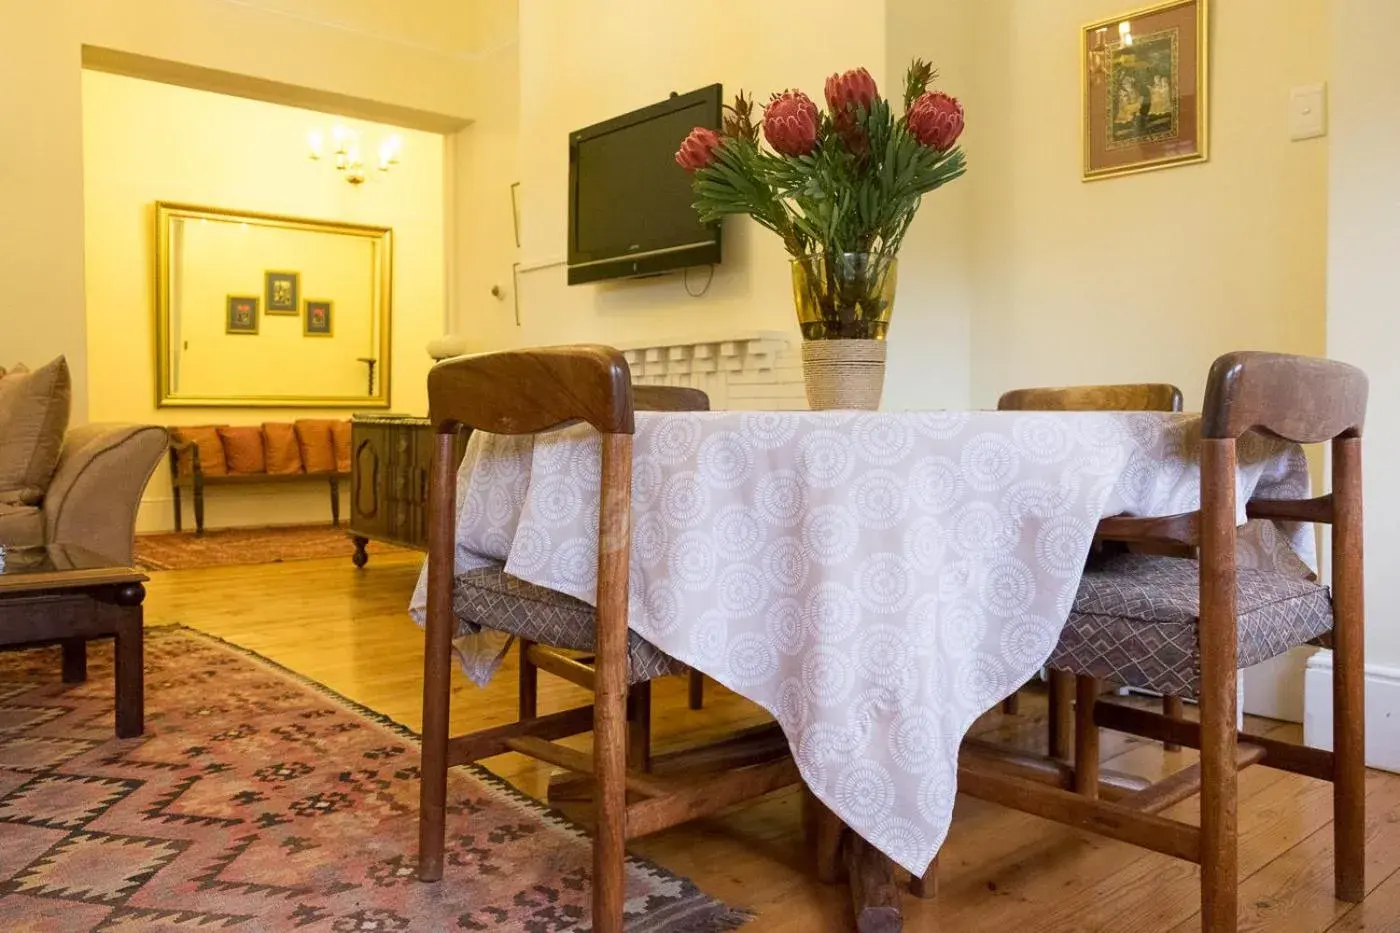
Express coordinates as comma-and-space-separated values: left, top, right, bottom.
0, 627, 750, 931
135, 525, 411, 571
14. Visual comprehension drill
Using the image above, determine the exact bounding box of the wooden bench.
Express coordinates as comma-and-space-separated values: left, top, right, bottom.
167, 439, 347, 536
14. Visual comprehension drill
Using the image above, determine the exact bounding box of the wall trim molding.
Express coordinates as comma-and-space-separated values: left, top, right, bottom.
1303, 649, 1400, 773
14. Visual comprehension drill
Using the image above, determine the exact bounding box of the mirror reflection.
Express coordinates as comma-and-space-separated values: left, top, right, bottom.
155, 202, 392, 407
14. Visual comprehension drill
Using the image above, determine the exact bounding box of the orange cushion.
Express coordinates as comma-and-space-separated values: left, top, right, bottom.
262, 423, 303, 475
331, 420, 352, 474
172, 426, 227, 477
295, 420, 337, 474
217, 426, 266, 474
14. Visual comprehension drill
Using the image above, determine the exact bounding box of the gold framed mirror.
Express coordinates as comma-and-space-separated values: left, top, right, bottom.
155, 202, 392, 408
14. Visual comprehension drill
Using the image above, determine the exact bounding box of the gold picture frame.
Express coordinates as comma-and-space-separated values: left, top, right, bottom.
154, 201, 393, 408
304, 299, 334, 337
264, 270, 300, 314
1082, 0, 1209, 181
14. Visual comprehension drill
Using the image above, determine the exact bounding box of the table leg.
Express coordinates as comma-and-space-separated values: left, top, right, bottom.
113, 583, 145, 738
61, 639, 87, 683
845, 832, 904, 932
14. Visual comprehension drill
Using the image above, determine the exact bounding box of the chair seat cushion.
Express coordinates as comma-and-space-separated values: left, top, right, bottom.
1049, 553, 1332, 699
452, 565, 684, 684
0, 502, 44, 547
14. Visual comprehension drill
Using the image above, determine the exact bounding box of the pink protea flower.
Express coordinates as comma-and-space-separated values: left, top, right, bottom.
763, 90, 820, 157
908, 91, 965, 151
825, 67, 879, 118
675, 127, 722, 172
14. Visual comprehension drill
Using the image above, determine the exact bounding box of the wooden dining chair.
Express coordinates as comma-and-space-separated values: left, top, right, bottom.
952, 351, 1366, 931
516, 383, 712, 775
995, 382, 1185, 763
418, 346, 799, 933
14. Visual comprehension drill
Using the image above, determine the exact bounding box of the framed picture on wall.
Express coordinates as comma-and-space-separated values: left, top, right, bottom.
226, 295, 259, 334
265, 270, 301, 314
1082, 0, 1209, 181
304, 299, 333, 336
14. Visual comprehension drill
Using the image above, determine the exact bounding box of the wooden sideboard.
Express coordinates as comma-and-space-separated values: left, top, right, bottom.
349, 416, 467, 566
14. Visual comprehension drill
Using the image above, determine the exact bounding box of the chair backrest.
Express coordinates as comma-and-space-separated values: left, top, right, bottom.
427, 345, 635, 437
997, 383, 1183, 412
1202, 351, 1366, 442
634, 384, 710, 413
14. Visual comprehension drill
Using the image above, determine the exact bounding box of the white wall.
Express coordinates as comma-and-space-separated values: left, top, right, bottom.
1326, 0, 1400, 668
82, 71, 446, 531
967, 0, 1329, 408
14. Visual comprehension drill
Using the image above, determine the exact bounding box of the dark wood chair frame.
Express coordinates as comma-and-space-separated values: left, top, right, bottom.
896, 352, 1367, 932
516, 383, 711, 778
994, 383, 1187, 759
417, 347, 799, 933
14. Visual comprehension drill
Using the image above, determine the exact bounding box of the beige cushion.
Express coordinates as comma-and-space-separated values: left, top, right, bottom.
0, 357, 71, 504
294, 420, 338, 474
0, 502, 44, 547
262, 423, 303, 475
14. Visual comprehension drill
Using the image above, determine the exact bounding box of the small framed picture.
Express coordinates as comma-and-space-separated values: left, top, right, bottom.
265, 270, 300, 314
1082, 0, 1208, 181
304, 299, 333, 336
226, 295, 259, 334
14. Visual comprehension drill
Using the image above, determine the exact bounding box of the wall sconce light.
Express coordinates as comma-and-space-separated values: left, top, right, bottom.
308, 126, 402, 185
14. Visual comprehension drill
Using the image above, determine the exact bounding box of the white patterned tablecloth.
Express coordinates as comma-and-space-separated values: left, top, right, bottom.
409, 410, 1312, 876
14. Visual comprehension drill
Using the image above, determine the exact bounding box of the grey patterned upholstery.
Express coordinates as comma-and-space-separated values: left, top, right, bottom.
1049, 554, 1332, 699
453, 565, 684, 684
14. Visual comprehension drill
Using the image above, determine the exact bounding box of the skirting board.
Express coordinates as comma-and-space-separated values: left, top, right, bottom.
1303, 649, 1400, 773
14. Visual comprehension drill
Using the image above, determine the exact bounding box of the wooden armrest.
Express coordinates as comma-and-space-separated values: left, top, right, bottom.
1245, 494, 1333, 524
1094, 512, 1198, 547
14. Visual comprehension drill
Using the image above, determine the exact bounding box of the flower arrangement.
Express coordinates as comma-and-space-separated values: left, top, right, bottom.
675, 60, 966, 263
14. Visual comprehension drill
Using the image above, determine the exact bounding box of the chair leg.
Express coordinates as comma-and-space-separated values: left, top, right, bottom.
1073, 676, 1101, 796
1048, 669, 1073, 759
1162, 695, 1185, 752
688, 669, 705, 710
806, 787, 845, 884
910, 856, 938, 899
591, 433, 632, 933
628, 680, 652, 773
1199, 438, 1239, 932
1002, 691, 1021, 715
1333, 436, 1366, 902
518, 639, 538, 720
172, 485, 182, 533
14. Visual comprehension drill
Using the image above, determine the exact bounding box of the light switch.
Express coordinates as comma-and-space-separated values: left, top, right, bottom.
1290, 83, 1327, 140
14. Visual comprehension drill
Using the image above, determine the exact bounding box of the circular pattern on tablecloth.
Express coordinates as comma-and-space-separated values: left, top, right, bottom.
661, 471, 709, 529
801, 504, 860, 566
910, 456, 964, 514
652, 417, 703, 464
797, 430, 855, 488
960, 433, 1020, 491
852, 469, 910, 530
530, 473, 582, 525
698, 431, 754, 489
755, 469, 807, 528
669, 530, 716, 590
855, 553, 915, 614
802, 582, 863, 643
726, 632, 779, 686
713, 504, 764, 560
852, 415, 915, 465
762, 536, 809, 595
1035, 515, 1095, 577
1013, 414, 1075, 464
766, 597, 807, 656
717, 563, 769, 618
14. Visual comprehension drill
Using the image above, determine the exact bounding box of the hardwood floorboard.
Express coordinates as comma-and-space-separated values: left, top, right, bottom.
137, 554, 1400, 932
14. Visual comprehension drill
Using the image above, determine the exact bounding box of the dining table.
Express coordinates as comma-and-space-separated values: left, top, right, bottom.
408, 407, 1314, 908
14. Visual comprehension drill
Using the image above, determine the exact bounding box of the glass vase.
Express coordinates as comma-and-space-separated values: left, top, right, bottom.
791, 252, 897, 410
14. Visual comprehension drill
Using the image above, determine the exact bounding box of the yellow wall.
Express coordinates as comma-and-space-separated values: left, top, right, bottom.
82, 71, 446, 531
0, 0, 475, 421
967, 0, 1330, 407
1327, 0, 1400, 666
459, 0, 977, 401
169, 219, 380, 399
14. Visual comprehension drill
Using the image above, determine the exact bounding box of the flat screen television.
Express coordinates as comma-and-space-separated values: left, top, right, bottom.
567, 84, 722, 285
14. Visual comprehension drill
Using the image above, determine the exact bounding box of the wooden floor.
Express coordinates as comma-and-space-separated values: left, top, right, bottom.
141, 552, 1400, 932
